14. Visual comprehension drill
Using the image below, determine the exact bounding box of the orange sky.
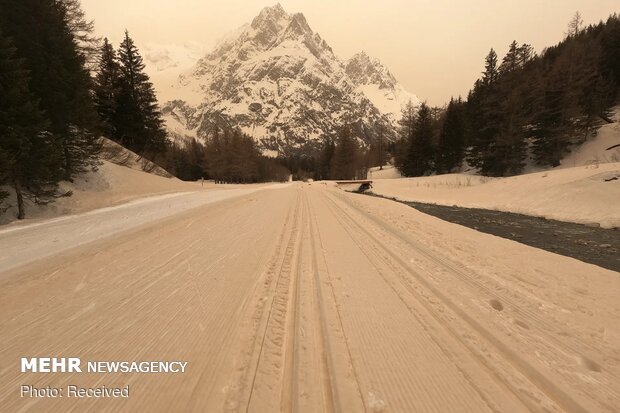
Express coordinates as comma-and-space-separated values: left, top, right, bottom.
81, 0, 619, 105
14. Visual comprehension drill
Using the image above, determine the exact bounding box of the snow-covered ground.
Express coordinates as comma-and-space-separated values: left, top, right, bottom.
1, 183, 618, 412
367, 163, 620, 228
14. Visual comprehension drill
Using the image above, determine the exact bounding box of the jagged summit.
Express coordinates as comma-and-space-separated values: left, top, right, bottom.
163, 4, 419, 155
346, 52, 419, 121
347, 51, 398, 89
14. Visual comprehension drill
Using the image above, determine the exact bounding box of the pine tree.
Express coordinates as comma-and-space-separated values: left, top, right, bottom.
373, 126, 388, 170
482, 49, 499, 85
530, 69, 573, 167
458, 13, 618, 174
394, 100, 417, 175
406, 103, 435, 176
468, 50, 503, 175
316, 138, 335, 180
0, 0, 101, 181
0, 30, 61, 219
59, 0, 101, 71
517, 43, 535, 67
575, 39, 614, 134
93, 38, 121, 138
116, 30, 168, 156
499, 41, 520, 75
205, 125, 224, 183
436, 98, 466, 173
601, 14, 620, 97
330, 127, 361, 180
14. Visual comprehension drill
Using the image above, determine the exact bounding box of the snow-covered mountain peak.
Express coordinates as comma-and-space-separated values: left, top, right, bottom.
253, 3, 288, 26
163, 4, 420, 154
346, 51, 420, 120
249, 4, 291, 45
347, 51, 398, 89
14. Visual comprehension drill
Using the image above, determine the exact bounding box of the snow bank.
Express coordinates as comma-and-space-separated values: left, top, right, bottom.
369, 163, 620, 229
0, 160, 202, 226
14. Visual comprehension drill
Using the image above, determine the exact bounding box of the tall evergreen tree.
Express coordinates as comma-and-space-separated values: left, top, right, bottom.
406, 103, 435, 176
0, 0, 101, 181
116, 30, 168, 156
467, 50, 503, 175
601, 14, 620, 99
482, 49, 499, 85
59, 0, 101, 71
371, 126, 388, 170
436, 98, 466, 173
316, 138, 335, 180
330, 127, 361, 180
517, 43, 536, 67
93, 38, 121, 138
0, 30, 61, 219
530, 67, 575, 167
394, 100, 417, 175
499, 41, 520, 74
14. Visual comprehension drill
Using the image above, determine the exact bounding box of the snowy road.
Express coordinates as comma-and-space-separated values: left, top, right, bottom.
0, 186, 283, 274
1, 184, 618, 412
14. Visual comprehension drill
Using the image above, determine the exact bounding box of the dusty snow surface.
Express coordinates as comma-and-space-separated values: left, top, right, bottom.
368, 163, 620, 228
0, 159, 264, 227
1, 182, 618, 412
0, 185, 286, 274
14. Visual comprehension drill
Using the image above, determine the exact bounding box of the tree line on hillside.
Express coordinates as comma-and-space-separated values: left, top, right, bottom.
394, 12, 620, 178
279, 126, 387, 181
164, 127, 290, 183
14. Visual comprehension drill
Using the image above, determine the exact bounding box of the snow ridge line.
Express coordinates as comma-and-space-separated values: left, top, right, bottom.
324, 190, 595, 413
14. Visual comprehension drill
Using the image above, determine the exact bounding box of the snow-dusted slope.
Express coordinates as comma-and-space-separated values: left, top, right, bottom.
560, 106, 620, 168
162, 4, 418, 155
143, 42, 207, 104
346, 51, 419, 123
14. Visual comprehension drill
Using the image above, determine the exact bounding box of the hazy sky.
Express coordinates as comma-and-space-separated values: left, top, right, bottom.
81, 0, 619, 105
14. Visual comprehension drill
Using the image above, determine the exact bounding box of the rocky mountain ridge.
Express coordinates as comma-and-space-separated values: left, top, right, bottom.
162, 3, 419, 155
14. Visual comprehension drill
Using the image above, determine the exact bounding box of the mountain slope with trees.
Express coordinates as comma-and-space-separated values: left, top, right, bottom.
395, 12, 620, 178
